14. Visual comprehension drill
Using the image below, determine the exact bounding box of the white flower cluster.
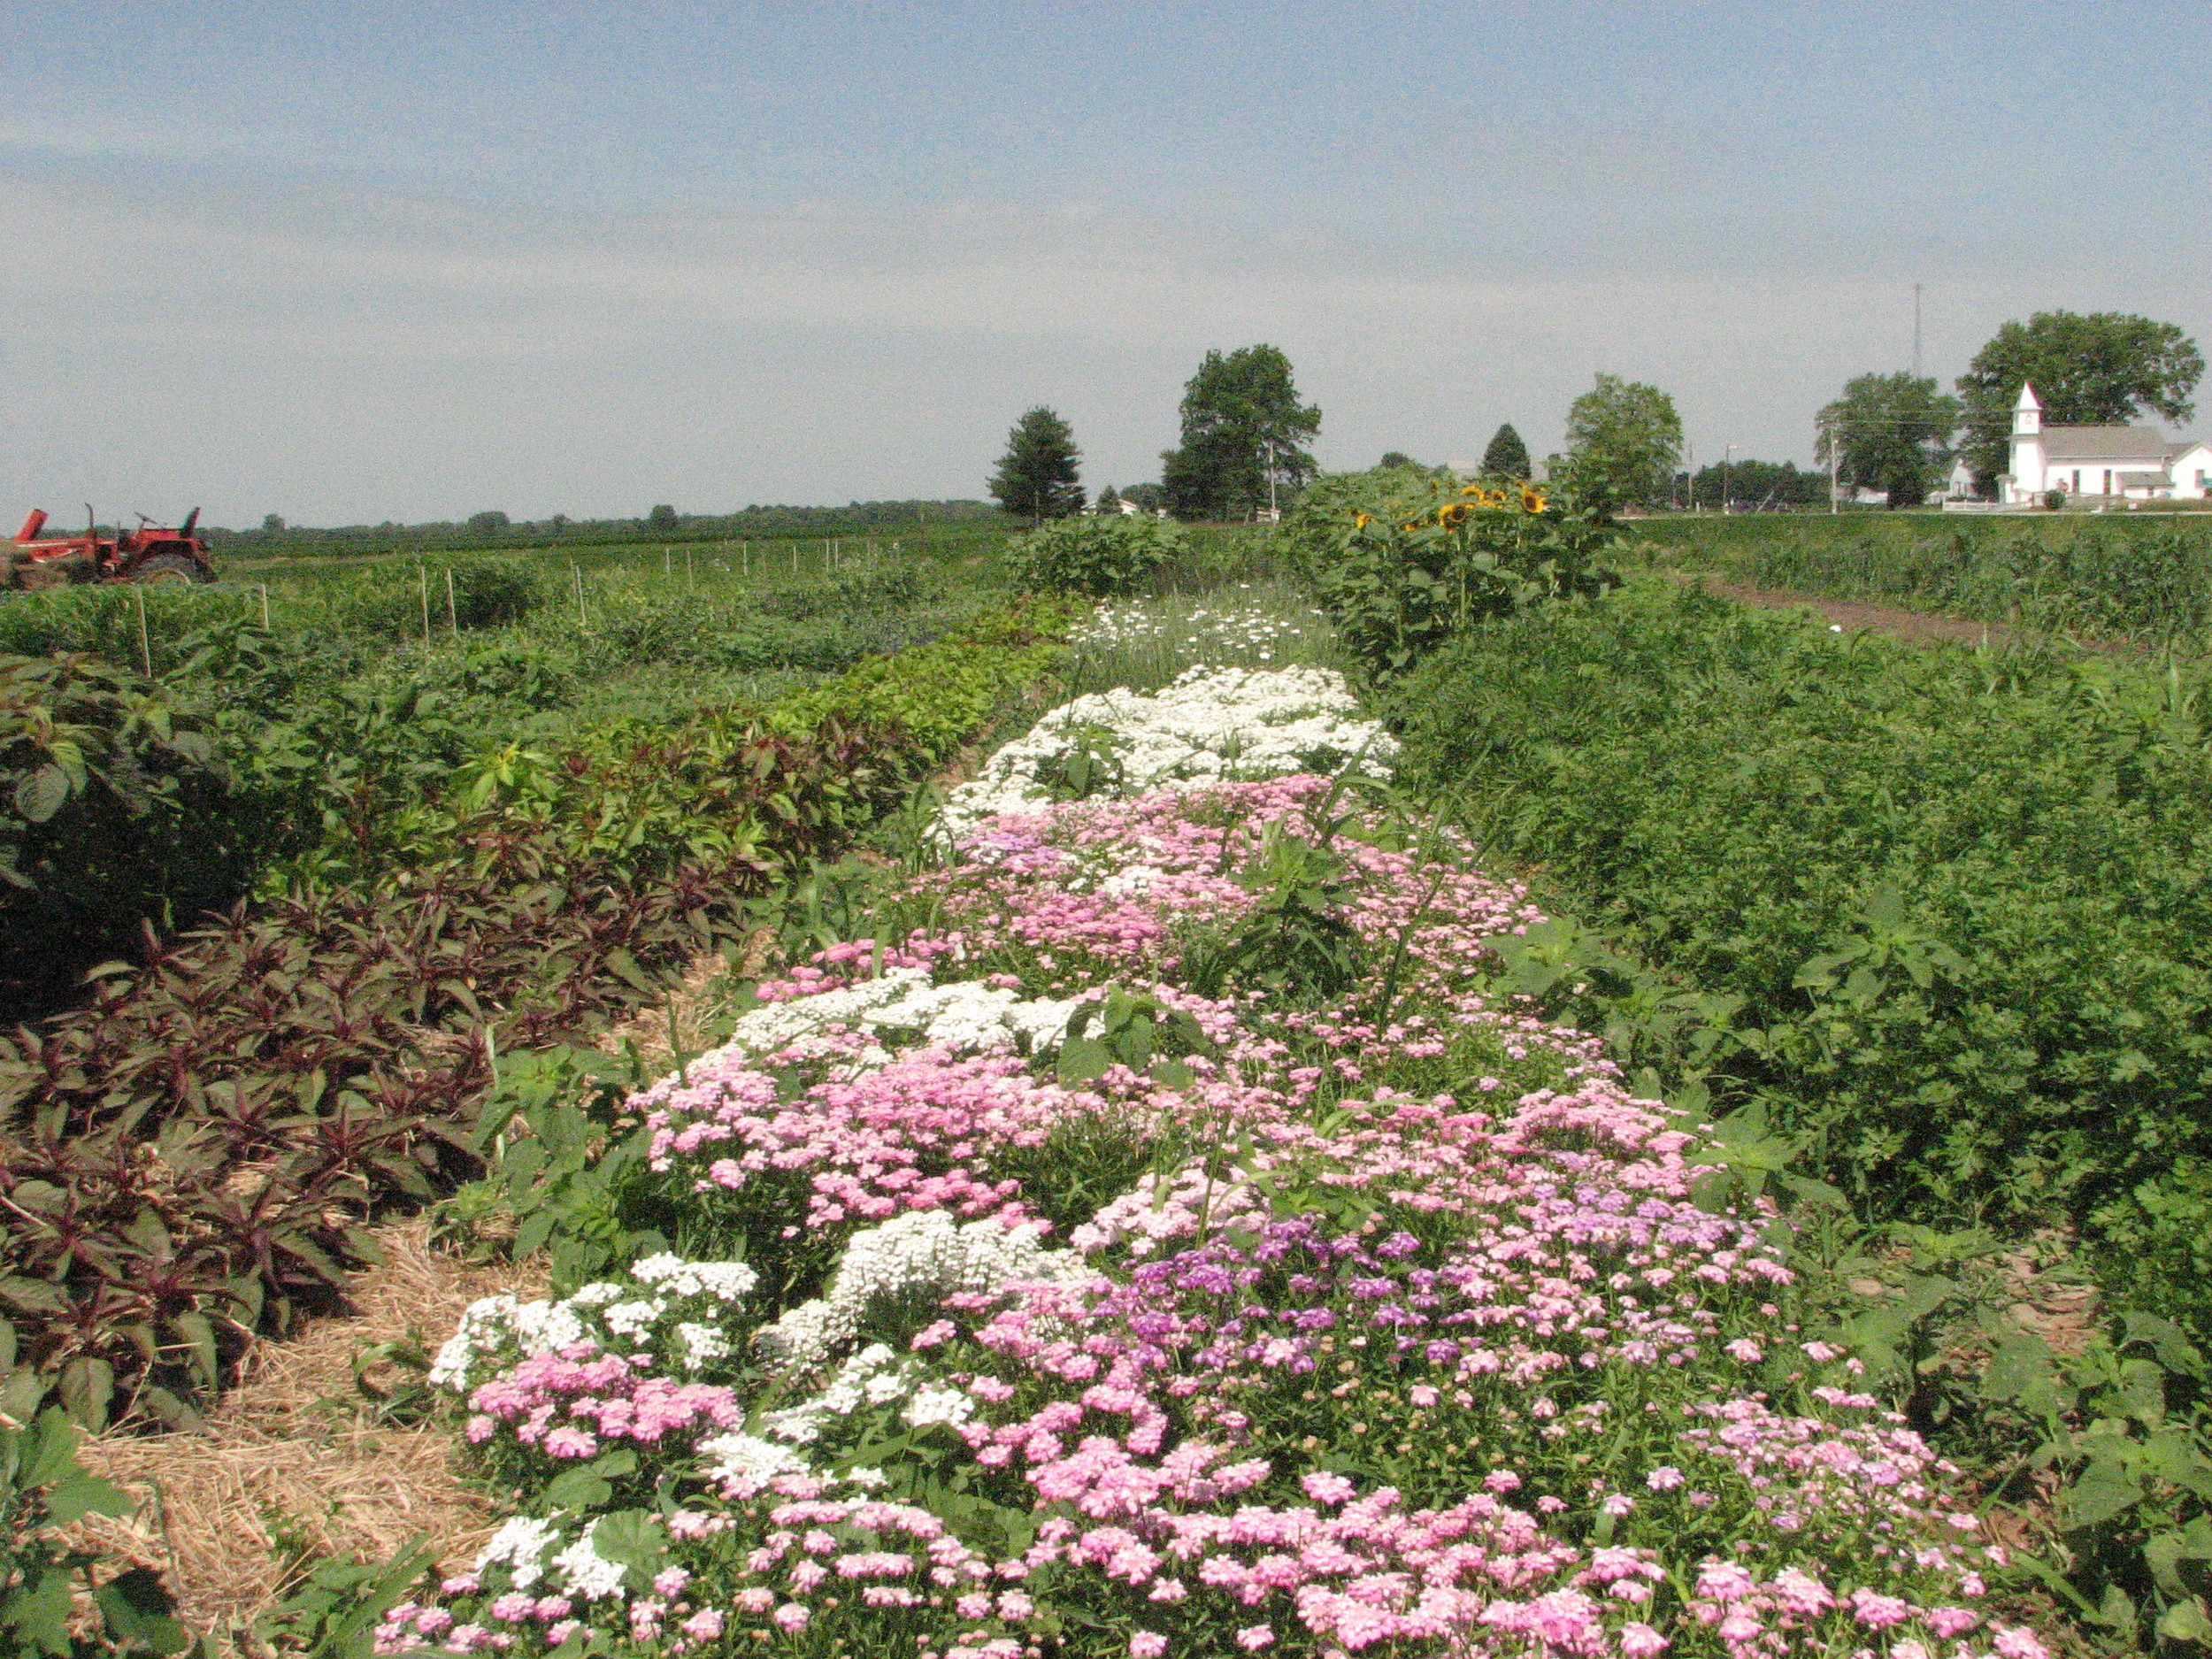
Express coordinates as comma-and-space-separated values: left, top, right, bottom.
470, 1512, 629, 1602
697, 1428, 815, 1494
1071, 599, 1329, 661
549, 1520, 630, 1602
427, 1254, 760, 1390
939, 664, 1397, 835
428, 1294, 590, 1390
708, 966, 1082, 1073
1066, 1159, 1267, 1256
753, 1210, 1087, 1373
476, 1515, 565, 1590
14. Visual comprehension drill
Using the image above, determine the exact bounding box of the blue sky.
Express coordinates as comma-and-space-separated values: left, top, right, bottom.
4, 2, 2207, 525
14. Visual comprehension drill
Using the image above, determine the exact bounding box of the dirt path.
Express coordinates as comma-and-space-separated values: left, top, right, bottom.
1664, 570, 2016, 648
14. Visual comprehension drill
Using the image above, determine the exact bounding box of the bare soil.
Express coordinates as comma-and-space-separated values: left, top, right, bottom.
1665, 571, 2019, 649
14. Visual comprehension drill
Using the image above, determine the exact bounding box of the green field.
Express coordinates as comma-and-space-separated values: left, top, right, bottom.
7, 486, 2211, 1654
1632, 509, 2212, 640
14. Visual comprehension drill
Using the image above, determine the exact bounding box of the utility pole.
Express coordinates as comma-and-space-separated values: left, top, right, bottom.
1913, 283, 1924, 379
1827, 419, 1840, 516
1724, 445, 1737, 515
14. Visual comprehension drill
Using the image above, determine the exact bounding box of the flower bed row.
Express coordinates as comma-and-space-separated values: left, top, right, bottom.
0, 605, 1075, 1430
391, 664, 2054, 1659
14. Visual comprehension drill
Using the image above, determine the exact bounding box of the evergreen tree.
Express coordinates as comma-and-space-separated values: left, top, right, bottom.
988, 407, 1085, 524
1158, 345, 1321, 521
1480, 423, 1532, 478
1093, 484, 1123, 515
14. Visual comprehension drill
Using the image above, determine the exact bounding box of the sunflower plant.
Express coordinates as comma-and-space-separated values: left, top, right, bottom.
1283, 464, 1622, 682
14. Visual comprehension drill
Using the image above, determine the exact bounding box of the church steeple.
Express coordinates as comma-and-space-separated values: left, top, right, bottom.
2014, 382, 2042, 437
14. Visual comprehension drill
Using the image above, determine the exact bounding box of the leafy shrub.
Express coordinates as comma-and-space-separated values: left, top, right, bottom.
303, 554, 549, 640
1004, 512, 1187, 596
0, 585, 265, 677
1285, 466, 1621, 681
0, 656, 254, 1021
1386, 580, 2212, 1328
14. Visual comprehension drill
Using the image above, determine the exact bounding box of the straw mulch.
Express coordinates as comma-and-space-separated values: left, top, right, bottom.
71, 1218, 547, 1641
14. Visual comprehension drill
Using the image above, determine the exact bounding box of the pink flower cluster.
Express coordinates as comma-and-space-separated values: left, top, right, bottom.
396, 769, 2057, 1659
643, 1044, 1055, 1233
465, 1350, 743, 1460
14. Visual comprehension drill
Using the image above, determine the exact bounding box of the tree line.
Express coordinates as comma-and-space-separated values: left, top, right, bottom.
1546, 311, 2202, 511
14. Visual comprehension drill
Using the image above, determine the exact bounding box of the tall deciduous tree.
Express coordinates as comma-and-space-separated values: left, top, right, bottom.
989, 408, 1085, 525
1160, 345, 1321, 521
1560, 374, 1682, 505
1480, 423, 1532, 478
1956, 311, 2203, 493
1817, 373, 1961, 509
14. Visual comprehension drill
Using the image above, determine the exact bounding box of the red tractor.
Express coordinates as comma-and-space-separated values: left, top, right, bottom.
5, 507, 217, 588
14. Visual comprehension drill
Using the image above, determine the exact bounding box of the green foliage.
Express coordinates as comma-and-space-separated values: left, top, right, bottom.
444, 1046, 673, 1293
1958, 310, 2205, 490
1284, 467, 1621, 681
1160, 344, 1320, 522
0, 657, 247, 1018
1183, 817, 1365, 1006
644, 504, 679, 532
988, 407, 1085, 524
1054, 987, 1211, 1090
1967, 1312, 2212, 1648
1639, 512, 2212, 642
1561, 372, 1683, 505
1, 1407, 188, 1656
1003, 513, 1187, 598
0, 611, 1071, 1425
1479, 423, 1531, 479
1817, 372, 1962, 508
1386, 580, 2212, 1334
252, 1540, 439, 1659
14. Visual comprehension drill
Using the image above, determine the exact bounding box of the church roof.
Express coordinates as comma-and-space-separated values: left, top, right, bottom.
2038, 425, 2174, 463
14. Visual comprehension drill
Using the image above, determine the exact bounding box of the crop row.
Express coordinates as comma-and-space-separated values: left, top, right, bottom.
1639, 513, 2212, 641
1379, 581, 2212, 1315
0, 601, 1077, 1431
357, 663, 2059, 1659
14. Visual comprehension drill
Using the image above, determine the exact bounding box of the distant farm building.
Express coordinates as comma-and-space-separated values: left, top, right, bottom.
2001, 383, 2212, 503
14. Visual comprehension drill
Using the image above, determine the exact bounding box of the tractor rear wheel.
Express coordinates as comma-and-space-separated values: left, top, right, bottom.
130, 553, 210, 586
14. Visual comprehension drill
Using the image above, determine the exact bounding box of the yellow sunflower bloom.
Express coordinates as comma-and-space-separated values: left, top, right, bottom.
1460, 483, 1481, 497
1354, 512, 1372, 529
1522, 488, 1548, 512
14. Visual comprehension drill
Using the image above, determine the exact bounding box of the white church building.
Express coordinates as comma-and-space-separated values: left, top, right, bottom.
2001, 383, 2212, 503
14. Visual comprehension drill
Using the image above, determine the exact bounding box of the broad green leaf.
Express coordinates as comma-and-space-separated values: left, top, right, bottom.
2160, 1597, 2212, 1645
